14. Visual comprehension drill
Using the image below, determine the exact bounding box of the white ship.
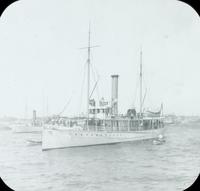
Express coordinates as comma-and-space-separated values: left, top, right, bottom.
12, 110, 43, 133
12, 124, 42, 133
42, 29, 165, 150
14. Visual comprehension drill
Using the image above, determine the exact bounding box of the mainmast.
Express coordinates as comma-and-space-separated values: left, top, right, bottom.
140, 50, 143, 118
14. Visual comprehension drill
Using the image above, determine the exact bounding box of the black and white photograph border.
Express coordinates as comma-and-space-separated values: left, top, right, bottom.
0, 0, 200, 190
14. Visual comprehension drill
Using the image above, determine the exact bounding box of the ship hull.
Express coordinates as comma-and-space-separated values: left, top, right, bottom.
42, 127, 165, 150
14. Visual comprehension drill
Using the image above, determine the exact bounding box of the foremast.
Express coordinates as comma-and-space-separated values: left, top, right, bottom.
81, 24, 99, 130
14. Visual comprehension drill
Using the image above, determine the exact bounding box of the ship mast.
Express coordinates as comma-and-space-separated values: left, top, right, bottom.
80, 24, 99, 130
140, 50, 143, 118
87, 25, 91, 129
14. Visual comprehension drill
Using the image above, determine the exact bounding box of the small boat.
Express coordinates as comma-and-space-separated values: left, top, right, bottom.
153, 139, 164, 145
153, 134, 166, 145
26, 139, 42, 146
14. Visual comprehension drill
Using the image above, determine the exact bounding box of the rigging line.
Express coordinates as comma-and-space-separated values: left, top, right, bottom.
90, 49, 101, 101
58, 94, 73, 116
142, 87, 147, 108
142, 71, 149, 108
92, 62, 100, 101
78, 61, 87, 114
90, 56, 96, 84
89, 76, 99, 99
132, 76, 139, 108
90, 60, 99, 99
90, 51, 96, 82
79, 45, 100, 49
131, 56, 141, 109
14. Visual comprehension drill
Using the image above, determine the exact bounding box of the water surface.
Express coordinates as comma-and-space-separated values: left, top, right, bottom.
0, 124, 199, 191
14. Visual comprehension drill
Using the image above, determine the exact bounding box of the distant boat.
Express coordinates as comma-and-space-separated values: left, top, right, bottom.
164, 114, 177, 125
42, 28, 165, 150
12, 124, 42, 133
12, 110, 43, 133
0, 121, 11, 130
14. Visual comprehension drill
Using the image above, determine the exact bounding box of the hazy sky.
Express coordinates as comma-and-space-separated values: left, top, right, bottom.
0, 0, 199, 117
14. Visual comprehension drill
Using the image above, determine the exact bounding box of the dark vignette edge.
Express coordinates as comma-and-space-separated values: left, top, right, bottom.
0, 0, 19, 18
